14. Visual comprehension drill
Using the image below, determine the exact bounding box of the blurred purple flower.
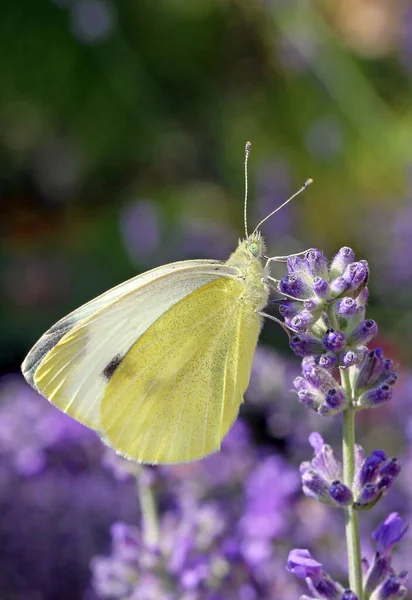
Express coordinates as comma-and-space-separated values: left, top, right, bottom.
240, 455, 300, 540
0, 376, 140, 600
70, 0, 116, 44
254, 159, 295, 238
120, 200, 161, 264
174, 217, 235, 260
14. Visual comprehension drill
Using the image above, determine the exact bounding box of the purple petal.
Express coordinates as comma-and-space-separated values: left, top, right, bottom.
372, 513, 409, 556
286, 549, 323, 583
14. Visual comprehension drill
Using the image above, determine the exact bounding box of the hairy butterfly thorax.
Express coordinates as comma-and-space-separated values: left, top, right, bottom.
226, 232, 269, 313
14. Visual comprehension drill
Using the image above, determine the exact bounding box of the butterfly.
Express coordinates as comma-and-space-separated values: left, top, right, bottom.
21, 142, 312, 464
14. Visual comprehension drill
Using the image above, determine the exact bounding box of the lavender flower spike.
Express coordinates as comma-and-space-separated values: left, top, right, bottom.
280, 246, 403, 599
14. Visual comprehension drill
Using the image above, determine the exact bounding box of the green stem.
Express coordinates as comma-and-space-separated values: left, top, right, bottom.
341, 368, 363, 600
137, 472, 159, 547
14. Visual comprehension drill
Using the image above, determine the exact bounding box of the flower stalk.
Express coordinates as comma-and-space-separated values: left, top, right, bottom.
136, 469, 159, 548
341, 373, 363, 599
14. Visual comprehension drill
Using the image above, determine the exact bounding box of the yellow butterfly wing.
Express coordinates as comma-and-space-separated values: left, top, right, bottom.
26, 261, 236, 430
100, 277, 261, 464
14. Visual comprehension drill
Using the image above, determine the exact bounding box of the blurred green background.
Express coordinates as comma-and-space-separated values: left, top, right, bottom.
1, 0, 412, 372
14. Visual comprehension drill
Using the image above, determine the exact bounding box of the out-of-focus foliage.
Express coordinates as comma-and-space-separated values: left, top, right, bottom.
1, 1, 412, 598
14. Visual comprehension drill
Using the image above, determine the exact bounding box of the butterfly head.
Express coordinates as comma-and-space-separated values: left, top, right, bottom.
244, 231, 266, 260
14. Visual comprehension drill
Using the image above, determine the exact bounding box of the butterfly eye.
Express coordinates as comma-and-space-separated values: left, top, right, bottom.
248, 242, 259, 257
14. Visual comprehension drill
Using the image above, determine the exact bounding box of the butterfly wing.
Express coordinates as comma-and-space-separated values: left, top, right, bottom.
23, 260, 237, 430
100, 276, 261, 464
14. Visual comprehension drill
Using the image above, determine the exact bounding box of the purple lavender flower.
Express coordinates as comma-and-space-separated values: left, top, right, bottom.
287, 512, 408, 600
300, 434, 401, 512
300, 433, 352, 507
0, 376, 141, 600
364, 514, 409, 599
240, 455, 300, 540
286, 549, 350, 599
278, 248, 398, 424
293, 358, 348, 417
120, 200, 161, 264
372, 513, 409, 556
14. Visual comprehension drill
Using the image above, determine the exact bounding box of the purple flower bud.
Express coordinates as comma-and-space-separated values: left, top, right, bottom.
307, 433, 343, 481
287, 256, 307, 275
357, 451, 386, 487
377, 475, 394, 492
330, 276, 349, 297
372, 513, 409, 556
301, 356, 339, 391
342, 350, 360, 367
343, 261, 369, 295
294, 375, 307, 391
286, 549, 323, 583
330, 247, 356, 278
325, 388, 347, 409
329, 480, 353, 506
308, 431, 324, 452
297, 366, 347, 416
381, 358, 394, 376
287, 550, 345, 600
384, 373, 399, 387
290, 334, 323, 357
305, 250, 329, 279
319, 399, 347, 416
379, 458, 401, 479
356, 349, 384, 389
279, 275, 312, 299
319, 353, 338, 369
354, 483, 381, 510
364, 555, 392, 595
335, 297, 358, 317
302, 469, 331, 503
278, 300, 303, 319
313, 276, 331, 299
347, 320, 378, 346
322, 329, 346, 352
358, 384, 393, 409
313, 576, 346, 600
297, 389, 320, 411
341, 591, 359, 600
377, 575, 407, 600
291, 310, 315, 332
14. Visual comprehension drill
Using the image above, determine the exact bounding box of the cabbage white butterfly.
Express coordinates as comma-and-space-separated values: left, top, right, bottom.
21, 143, 312, 464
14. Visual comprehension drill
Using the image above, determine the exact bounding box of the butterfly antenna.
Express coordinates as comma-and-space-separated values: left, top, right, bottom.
244, 141, 252, 237
252, 178, 313, 234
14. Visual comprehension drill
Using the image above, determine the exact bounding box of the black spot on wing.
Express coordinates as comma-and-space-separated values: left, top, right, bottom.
103, 354, 123, 380
22, 318, 76, 386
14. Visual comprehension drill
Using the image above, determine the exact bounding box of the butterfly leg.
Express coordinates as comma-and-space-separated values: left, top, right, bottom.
256, 310, 297, 337
264, 248, 313, 266
262, 277, 305, 303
